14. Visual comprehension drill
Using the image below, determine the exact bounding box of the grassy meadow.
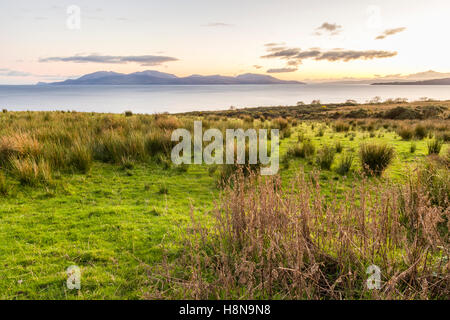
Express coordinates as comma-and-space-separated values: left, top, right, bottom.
0, 100, 449, 300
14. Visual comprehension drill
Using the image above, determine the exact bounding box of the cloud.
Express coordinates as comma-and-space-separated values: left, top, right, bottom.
203, 22, 234, 27
314, 22, 342, 36
266, 67, 298, 73
39, 54, 178, 66
0, 68, 33, 77
316, 50, 397, 62
253, 65, 263, 69
375, 27, 406, 40
0, 68, 65, 79
262, 45, 397, 67
264, 42, 285, 47
262, 48, 301, 59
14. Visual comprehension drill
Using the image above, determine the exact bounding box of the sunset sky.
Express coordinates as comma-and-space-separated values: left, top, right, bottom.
1, 0, 450, 84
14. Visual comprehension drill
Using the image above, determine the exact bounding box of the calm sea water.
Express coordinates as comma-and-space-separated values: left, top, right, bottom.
0, 84, 449, 114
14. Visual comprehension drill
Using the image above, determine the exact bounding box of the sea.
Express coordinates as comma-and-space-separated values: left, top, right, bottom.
0, 84, 449, 114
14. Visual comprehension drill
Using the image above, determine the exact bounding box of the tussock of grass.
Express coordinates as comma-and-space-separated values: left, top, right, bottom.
10, 157, 51, 186
428, 138, 443, 155
360, 143, 395, 176
316, 145, 335, 170
336, 153, 353, 175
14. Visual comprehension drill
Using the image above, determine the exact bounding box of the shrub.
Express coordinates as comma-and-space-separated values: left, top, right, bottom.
316, 145, 335, 170
336, 153, 353, 175
124, 110, 133, 117
427, 138, 443, 155
359, 143, 395, 176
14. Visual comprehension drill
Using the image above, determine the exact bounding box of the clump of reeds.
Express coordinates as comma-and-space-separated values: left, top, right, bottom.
10, 157, 51, 185
396, 126, 414, 140
334, 121, 350, 132
427, 138, 443, 155
336, 153, 353, 175
316, 145, 335, 170
359, 143, 395, 176
287, 140, 315, 159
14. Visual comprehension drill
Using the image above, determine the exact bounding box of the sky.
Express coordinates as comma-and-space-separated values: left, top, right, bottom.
1, 0, 450, 84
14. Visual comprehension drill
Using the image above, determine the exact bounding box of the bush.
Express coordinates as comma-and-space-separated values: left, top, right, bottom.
336, 153, 353, 175
427, 138, 443, 155
124, 110, 133, 117
316, 145, 336, 170
359, 143, 395, 176
410, 142, 417, 153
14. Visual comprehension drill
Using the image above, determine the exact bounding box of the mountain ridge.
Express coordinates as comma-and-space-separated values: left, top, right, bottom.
39, 71, 305, 85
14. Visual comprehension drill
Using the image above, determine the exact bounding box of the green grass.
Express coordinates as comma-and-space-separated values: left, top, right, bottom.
0, 120, 447, 299
0, 162, 217, 299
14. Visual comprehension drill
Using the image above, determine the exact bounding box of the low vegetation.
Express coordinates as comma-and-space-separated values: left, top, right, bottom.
0, 101, 449, 299
148, 170, 449, 299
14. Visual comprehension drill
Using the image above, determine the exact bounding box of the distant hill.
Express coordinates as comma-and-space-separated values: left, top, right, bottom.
40, 71, 305, 85
372, 78, 450, 85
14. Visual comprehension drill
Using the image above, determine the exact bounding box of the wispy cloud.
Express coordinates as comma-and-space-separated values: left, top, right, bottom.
375, 27, 406, 40
262, 46, 397, 67
266, 67, 298, 73
39, 54, 179, 66
253, 65, 263, 69
202, 22, 234, 27
264, 42, 285, 47
0, 68, 65, 79
314, 22, 343, 36
0, 68, 33, 77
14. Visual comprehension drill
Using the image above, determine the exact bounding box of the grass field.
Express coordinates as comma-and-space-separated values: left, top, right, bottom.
0, 102, 449, 299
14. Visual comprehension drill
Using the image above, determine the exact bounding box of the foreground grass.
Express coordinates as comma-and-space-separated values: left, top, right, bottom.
0, 162, 217, 299
0, 109, 448, 299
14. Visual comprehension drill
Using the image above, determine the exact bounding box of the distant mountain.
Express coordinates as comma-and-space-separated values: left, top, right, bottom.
40, 71, 305, 85
372, 78, 450, 85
